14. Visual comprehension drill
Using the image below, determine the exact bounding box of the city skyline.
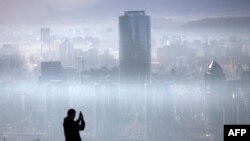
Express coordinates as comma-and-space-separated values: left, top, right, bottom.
0, 1, 250, 141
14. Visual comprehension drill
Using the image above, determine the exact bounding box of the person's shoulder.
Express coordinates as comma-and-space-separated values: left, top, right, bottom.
64, 116, 70, 122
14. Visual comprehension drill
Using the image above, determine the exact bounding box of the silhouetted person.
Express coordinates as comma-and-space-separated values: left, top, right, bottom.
63, 109, 85, 141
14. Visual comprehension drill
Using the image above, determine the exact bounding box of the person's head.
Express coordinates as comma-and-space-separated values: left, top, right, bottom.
67, 109, 76, 119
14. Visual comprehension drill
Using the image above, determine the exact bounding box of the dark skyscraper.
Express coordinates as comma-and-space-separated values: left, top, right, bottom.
119, 11, 151, 83
205, 60, 226, 126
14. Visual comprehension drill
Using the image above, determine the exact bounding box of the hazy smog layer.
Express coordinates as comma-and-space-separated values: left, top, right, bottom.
1, 1, 250, 141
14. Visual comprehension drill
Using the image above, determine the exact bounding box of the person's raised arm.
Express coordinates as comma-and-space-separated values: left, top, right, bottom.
78, 111, 85, 130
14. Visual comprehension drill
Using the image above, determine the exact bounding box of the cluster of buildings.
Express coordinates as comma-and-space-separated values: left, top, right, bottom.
0, 11, 250, 141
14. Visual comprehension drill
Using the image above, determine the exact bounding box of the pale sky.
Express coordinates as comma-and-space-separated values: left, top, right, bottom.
0, 0, 249, 25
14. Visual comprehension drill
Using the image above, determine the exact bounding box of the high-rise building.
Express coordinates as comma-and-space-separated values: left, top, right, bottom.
0, 44, 22, 80
83, 48, 99, 70
40, 28, 50, 44
119, 11, 151, 83
40, 28, 52, 61
99, 50, 117, 69
59, 39, 74, 67
205, 60, 226, 125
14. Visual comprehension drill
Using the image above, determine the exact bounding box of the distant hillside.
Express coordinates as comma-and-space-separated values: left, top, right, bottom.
179, 17, 250, 35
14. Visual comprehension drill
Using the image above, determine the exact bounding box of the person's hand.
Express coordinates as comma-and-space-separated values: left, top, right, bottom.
79, 111, 84, 120
78, 112, 82, 120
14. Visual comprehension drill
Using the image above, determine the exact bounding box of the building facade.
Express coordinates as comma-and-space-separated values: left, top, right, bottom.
119, 11, 151, 83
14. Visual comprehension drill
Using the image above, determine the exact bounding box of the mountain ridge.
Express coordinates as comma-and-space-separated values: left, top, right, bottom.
178, 17, 250, 35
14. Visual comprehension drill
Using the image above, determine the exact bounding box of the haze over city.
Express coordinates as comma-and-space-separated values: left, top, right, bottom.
1, 0, 250, 24
0, 1, 250, 141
